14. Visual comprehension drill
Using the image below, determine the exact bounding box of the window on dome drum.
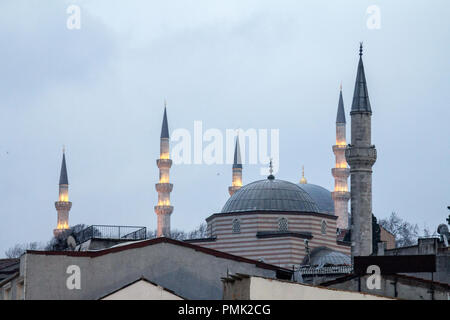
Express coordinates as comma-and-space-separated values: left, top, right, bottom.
278, 217, 288, 232
321, 220, 327, 235
232, 218, 241, 234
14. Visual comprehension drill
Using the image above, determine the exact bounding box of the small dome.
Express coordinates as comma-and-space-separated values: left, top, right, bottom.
298, 183, 334, 214
304, 247, 350, 267
221, 177, 320, 213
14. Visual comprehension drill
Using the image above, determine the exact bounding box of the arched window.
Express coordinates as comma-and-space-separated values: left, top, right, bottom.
232, 218, 241, 234
278, 217, 288, 232
321, 220, 327, 235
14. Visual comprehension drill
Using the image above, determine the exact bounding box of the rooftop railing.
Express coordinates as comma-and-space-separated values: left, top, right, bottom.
75, 225, 147, 244
298, 265, 353, 275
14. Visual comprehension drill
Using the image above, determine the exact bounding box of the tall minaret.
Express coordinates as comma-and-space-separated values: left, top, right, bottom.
54, 148, 72, 237
332, 85, 351, 229
345, 44, 377, 257
228, 135, 243, 196
154, 104, 173, 237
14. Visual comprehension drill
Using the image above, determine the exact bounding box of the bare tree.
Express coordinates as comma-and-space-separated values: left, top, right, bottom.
45, 224, 87, 251
187, 223, 208, 239
379, 212, 420, 247
146, 223, 209, 240
4, 242, 42, 258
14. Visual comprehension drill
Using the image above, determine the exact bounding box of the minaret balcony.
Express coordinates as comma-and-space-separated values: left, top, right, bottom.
155, 183, 173, 193
157, 159, 172, 168
228, 186, 242, 196
345, 145, 377, 167
332, 191, 350, 201
332, 145, 347, 153
331, 167, 350, 178
55, 201, 72, 210
154, 205, 174, 215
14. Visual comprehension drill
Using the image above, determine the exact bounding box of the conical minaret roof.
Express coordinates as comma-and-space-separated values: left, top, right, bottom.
336, 86, 346, 123
233, 136, 242, 169
351, 43, 372, 113
160, 106, 169, 139
59, 151, 69, 185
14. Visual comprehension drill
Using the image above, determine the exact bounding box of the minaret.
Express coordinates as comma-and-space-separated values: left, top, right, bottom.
228, 135, 243, 196
54, 148, 72, 237
299, 166, 307, 184
332, 85, 351, 229
154, 104, 173, 237
345, 44, 377, 257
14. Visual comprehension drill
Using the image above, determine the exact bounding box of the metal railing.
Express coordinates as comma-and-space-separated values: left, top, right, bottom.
75, 225, 147, 244
298, 265, 353, 275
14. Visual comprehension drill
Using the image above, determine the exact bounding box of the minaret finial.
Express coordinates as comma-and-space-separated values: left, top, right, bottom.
340, 82, 342, 91
359, 42, 363, 57
164, 99, 167, 108
300, 165, 307, 184
267, 158, 275, 180
62, 145, 65, 154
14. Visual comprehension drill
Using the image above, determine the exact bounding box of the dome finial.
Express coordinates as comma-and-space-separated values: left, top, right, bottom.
300, 165, 307, 184
268, 158, 275, 180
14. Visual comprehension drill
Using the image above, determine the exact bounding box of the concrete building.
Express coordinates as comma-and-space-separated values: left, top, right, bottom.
0, 237, 291, 300
345, 43, 377, 258
100, 277, 184, 300
321, 273, 450, 300
379, 226, 395, 250
377, 227, 450, 284
54, 149, 72, 237
222, 274, 392, 300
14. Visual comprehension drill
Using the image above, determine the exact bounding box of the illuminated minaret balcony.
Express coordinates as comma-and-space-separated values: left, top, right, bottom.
154, 105, 174, 237
331, 86, 351, 230
54, 149, 72, 237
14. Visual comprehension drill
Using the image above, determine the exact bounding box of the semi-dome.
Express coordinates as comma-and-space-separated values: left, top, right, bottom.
221, 177, 321, 213
302, 247, 351, 267
298, 183, 334, 214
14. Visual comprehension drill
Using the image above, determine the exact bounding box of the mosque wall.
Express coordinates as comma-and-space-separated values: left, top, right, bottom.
191, 212, 350, 268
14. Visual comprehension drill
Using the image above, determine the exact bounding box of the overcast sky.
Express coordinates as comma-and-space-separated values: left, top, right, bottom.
1, 0, 449, 256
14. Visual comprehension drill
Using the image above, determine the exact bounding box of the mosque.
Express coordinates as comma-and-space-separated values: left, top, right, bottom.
52, 44, 377, 270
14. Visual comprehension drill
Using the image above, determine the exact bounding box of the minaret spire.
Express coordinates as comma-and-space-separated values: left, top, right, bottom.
54, 147, 72, 237
299, 165, 307, 184
346, 44, 377, 258
332, 85, 351, 229
228, 133, 243, 196
155, 103, 173, 237
352, 42, 372, 113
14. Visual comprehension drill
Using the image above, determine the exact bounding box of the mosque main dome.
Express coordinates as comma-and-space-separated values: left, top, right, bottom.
297, 183, 335, 215
221, 176, 325, 214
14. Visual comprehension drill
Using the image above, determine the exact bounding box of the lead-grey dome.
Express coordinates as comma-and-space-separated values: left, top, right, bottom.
298, 184, 334, 214
221, 178, 320, 213
303, 247, 351, 267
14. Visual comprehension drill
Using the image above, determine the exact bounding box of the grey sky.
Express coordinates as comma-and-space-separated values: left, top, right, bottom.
1, 0, 449, 256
